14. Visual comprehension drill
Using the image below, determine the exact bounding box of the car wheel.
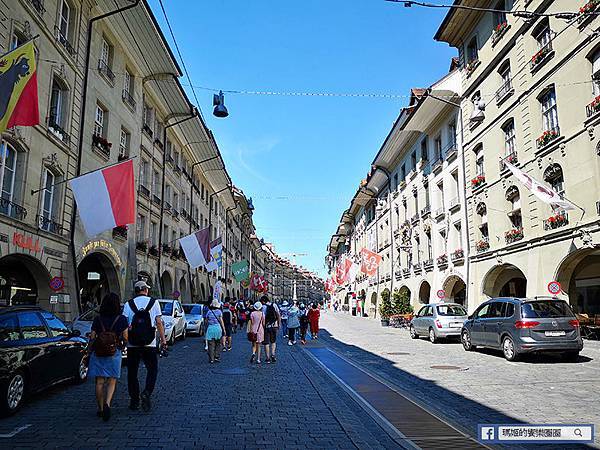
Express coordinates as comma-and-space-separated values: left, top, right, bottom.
563, 351, 579, 362
428, 328, 437, 344
461, 330, 475, 351
502, 336, 518, 361
409, 325, 419, 339
2, 371, 26, 415
74, 352, 88, 384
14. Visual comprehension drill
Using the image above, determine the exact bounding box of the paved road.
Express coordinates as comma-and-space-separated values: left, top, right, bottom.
321, 311, 600, 449
0, 329, 404, 450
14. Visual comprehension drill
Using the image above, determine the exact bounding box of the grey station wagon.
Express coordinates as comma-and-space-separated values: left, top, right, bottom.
410, 303, 468, 343
461, 297, 583, 361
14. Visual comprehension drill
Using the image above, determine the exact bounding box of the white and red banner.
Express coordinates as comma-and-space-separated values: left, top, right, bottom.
179, 226, 211, 269
205, 237, 223, 272
334, 257, 352, 285
250, 274, 268, 292
505, 161, 576, 211
70, 159, 135, 236
360, 247, 382, 277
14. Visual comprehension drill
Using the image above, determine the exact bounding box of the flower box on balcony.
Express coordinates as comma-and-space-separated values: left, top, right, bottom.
579, 0, 600, 25
586, 95, 600, 118
476, 239, 490, 253
530, 42, 554, 72
437, 254, 448, 266
148, 245, 159, 257
451, 249, 464, 260
492, 21, 509, 46
161, 244, 172, 254
136, 241, 148, 252
536, 129, 560, 149
471, 175, 486, 189
92, 134, 111, 158
544, 212, 569, 230
505, 227, 524, 244
499, 152, 518, 172
465, 59, 480, 77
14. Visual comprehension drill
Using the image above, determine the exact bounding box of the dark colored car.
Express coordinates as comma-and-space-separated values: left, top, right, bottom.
461, 297, 583, 361
0, 306, 88, 415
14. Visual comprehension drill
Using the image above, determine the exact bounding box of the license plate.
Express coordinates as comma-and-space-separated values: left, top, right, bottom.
545, 331, 566, 337
451, 322, 463, 328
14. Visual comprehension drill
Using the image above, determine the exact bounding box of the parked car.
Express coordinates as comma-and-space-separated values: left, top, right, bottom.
0, 306, 88, 415
410, 303, 468, 343
461, 297, 583, 361
159, 300, 186, 345
70, 307, 127, 360
182, 304, 203, 335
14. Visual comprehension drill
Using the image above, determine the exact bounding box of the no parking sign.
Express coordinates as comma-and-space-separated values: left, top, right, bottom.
436, 289, 446, 299
547, 280, 561, 295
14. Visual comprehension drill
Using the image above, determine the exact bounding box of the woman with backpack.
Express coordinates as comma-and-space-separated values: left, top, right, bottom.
87, 293, 128, 421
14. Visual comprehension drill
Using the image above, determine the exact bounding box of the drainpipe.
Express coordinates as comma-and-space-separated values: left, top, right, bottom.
157, 110, 198, 297
69, 0, 141, 313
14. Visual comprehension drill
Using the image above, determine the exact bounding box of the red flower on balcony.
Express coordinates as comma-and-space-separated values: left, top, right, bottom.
536, 130, 559, 147
471, 175, 486, 188
92, 134, 112, 149
495, 21, 508, 33
476, 240, 490, 252
580, 0, 600, 14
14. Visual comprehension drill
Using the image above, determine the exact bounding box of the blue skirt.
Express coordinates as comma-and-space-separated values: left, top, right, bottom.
88, 350, 122, 379
205, 324, 222, 340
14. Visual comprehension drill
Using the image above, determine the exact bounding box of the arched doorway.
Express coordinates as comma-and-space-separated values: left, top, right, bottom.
398, 285, 411, 304
419, 281, 431, 304
78, 252, 120, 310
0, 254, 52, 308
444, 275, 466, 305
482, 264, 527, 298
161, 271, 173, 298
556, 249, 600, 315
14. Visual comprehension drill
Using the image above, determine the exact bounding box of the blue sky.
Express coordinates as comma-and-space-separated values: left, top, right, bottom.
149, 0, 455, 278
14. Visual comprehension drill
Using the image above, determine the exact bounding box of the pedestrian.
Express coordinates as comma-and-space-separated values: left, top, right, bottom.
286, 303, 300, 345
299, 303, 309, 345
87, 292, 128, 421
248, 301, 265, 364
308, 303, 321, 339
202, 302, 210, 351
221, 300, 233, 351
237, 300, 247, 331
280, 300, 289, 338
123, 281, 167, 412
230, 301, 238, 333
261, 296, 281, 364
206, 299, 226, 363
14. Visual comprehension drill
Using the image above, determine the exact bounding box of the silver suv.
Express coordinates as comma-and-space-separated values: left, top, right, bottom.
461, 297, 583, 361
410, 303, 468, 343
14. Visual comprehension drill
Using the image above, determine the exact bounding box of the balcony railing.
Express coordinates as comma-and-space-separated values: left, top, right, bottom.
495, 79, 513, 104
420, 205, 431, 218
579, 0, 600, 25
27, 0, 45, 14
536, 126, 561, 149
544, 211, 569, 231
476, 238, 490, 253
530, 41, 554, 72
136, 241, 148, 252
122, 89, 136, 110
449, 197, 460, 212
0, 198, 27, 221
138, 185, 150, 199
412, 263, 422, 273
48, 119, 70, 144
437, 254, 448, 268
434, 207, 445, 220
492, 21, 509, 45
37, 215, 62, 234
152, 194, 161, 206
54, 27, 75, 56
142, 123, 153, 137
402, 268, 410, 277
505, 227, 524, 244
172, 210, 179, 220
92, 134, 111, 159
112, 225, 128, 240
411, 213, 420, 224
423, 258, 433, 270
451, 249, 464, 263
499, 151, 518, 172
445, 144, 458, 162
98, 59, 115, 83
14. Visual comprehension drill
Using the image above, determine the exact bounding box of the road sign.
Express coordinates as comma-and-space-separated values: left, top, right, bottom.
49, 276, 64, 292
548, 281, 561, 295
436, 289, 446, 299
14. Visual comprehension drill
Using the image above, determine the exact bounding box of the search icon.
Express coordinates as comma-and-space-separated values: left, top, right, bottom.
574, 428, 583, 437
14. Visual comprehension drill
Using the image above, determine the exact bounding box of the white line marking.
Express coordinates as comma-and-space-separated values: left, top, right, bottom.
0, 424, 31, 438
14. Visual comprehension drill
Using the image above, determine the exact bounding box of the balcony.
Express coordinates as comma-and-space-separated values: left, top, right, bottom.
544, 211, 569, 231
471, 174, 486, 190
434, 207, 445, 221
492, 21, 509, 46
166, 155, 174, 166
161, 244, 172, 255
530, 41, 554, 73
48, 119, 69, 144
164, 201, 172, 213
54, 27, 75, 56
449, 197, 461, 213
112, 225, 128, 240
499, 152, 518, 173
420, 205, 431, 218
181, 209, 189, 220
586, 95, 600, 118
138, 185, 150, 199
536, 127, 561, 150
37, 215, 62, 234
152, 195, 161, 206
411, 213, 420, 225
465, 58, 480, 78
154, 138, 164, 150
423, 258, 434, 271
148, 245, 159, 257
136, 241, 148, 252
172, 210, 180, 220
495, 79, 514, 105
437, 254, 448, 269
412, 263, 422, 274
142, 123, 153, 137
122, 89, 136, 111
402, 268, 410, 277
578, 0, 600, 27
505, 227, 524, 245
476, 238, 490, 253
451, 249, 464, 265
27, 0, 45, 14
98, 59, 115, 84
92, 134, 111, 159
445, 144, 458, 162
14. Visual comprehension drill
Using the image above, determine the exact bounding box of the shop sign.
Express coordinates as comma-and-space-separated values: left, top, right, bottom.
81, 239, 122, 267
13, 232, 41, 252
49, 276, 64, 292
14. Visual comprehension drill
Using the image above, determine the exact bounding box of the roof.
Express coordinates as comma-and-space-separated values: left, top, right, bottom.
434, 0, 486, 47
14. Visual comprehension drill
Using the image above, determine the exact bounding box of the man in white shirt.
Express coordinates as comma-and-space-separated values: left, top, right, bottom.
123, 280, 167, 412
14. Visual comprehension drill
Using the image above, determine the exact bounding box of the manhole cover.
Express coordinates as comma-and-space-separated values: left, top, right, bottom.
386, 352, 410, 355
430, 365, 463, 370
213, 368, 249, 375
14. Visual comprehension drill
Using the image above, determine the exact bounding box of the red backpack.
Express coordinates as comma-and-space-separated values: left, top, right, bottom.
94, 317, 121, 357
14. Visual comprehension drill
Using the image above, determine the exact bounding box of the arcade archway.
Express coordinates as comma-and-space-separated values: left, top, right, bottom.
556, 249, 600, 315
161, 271, 173, 298
78, 252, 120, 310
482, 264, 527, 298
419, 281, 431, 304
443, 275, 466, 305
0, 254, 52, 308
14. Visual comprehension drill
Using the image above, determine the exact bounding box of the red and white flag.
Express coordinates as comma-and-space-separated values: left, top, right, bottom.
70, 159, 135, 236
334, 257, 352, 285
360, 248, 382, 277
179, 227, 211, 269
505, 161, 577, 211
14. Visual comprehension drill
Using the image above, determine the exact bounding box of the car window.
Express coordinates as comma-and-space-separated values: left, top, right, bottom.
18, 312, 49, 339
487, 302, 505, 318
41, 311, 70, 337
474, 304, 490, 319
504, 303, 515, 318
159, 302, 173, 316
521, 300, 574, 318
417, 306, 427, 317
437, 305, 467, 316
183, 305, 201, 315
0, 314, 21, 342
424, 306, 434, 317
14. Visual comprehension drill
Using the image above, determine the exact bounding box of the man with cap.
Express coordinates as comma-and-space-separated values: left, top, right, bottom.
122, 280, 167, 412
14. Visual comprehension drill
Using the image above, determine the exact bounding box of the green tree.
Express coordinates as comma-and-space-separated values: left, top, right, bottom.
392, 288, 413, 315
378, 290, 393, 319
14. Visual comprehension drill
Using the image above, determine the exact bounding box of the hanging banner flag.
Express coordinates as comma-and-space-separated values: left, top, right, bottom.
505, 161, 577, 211
231, 260, 249, 282
360, 247, 382, 277
70, 159, 135, 236
241, 276, 251, 289
178, 226, 210, 269
334, 256, 352, 285
205, 237, 223, 272
0, 40, 40, 134
348, 261, 360, 284
213, 279, 223, 302
250, 274, 268, 292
